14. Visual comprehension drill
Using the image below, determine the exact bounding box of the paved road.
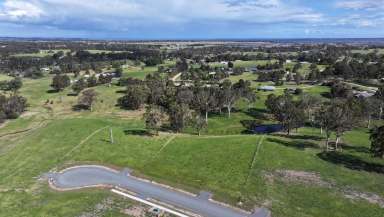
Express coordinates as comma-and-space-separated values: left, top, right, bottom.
48, 166, 270, 217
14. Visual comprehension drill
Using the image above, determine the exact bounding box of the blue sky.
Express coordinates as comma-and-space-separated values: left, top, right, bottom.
0, 0, 383, 39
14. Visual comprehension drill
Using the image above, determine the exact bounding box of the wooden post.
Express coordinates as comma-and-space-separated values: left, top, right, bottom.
110, 128, 114, 144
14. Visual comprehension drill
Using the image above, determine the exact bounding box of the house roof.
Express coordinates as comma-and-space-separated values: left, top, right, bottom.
258, 86, 276, 91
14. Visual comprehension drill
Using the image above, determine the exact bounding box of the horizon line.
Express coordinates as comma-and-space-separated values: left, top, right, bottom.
1, 36, 384, 42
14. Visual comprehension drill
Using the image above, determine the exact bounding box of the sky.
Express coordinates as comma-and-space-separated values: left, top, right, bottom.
0, 0, 383, 39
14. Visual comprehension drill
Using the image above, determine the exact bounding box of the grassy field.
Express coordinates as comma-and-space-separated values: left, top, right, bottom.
351, 49, 384, 55
11, 49, 71, 58
0, 62, 383, 217
234, 60, 278, 68
11, 49, 127, 57
122, 60, 175, 79
0, 74, 12, 81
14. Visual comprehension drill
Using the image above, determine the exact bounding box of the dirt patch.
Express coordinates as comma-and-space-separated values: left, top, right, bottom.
20, 111, 39, 118
343, 189, 384, 208
78, 197, 115, 217
265, 170, 384, 208
269, 170, 332, 187
122, 205, 146, 217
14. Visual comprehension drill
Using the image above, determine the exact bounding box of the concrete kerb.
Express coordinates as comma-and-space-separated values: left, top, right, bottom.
112, 188, 193, 217
114, 186, 201, 217
48, 165, 265, 217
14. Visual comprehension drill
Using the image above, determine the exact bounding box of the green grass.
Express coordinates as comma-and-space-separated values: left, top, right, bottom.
0, 59, 383, 217
351, 49, 384, 55
234, 60, 278, 68
228, 72, 258, 83
86, 50, 123, 54
122, 66, 158, 79
0, 74, 13, 81
11, 49, 70, 58
1, 117, 383, 217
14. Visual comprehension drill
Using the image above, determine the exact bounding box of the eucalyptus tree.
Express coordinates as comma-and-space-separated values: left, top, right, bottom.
72, 78, 87, 95
358, 97, 381, 128
78, 89, 98, 112
265, 93, 305, 135
375, 86, 384, 119
193, 86, 217, 123
221, 79, 241, 118
168, 102, 191, 133
315, 105, 334, 150
317, 98, 362, 151
144, 105, 164, 136
298, 93, 322, 125
51, 74, 70, 92
370, 126, 384, 158
192, 113, 207, 136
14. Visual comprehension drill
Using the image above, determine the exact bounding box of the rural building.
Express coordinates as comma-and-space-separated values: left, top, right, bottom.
258, 86, 276, 91
353, 90, 375, 98
41, 67, 50, 72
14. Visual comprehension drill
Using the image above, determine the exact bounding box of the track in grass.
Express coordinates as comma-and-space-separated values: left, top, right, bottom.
60, 126, 110, 161
244, 135, 265, 185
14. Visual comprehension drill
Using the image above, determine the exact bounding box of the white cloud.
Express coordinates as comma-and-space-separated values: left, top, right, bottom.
336, 0, 384, 10
334, 0, 384, 28
0, 0, 323, 31
0, 0, 44, 22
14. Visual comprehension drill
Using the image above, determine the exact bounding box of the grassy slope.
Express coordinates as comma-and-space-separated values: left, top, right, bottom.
1, 116, 383, 217
0, 61, 383, 217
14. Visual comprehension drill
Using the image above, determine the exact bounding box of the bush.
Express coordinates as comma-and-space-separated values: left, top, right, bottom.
295, 88, 303, 95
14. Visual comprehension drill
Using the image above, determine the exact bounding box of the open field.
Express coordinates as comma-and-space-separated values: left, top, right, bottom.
0, 74, 12, 81
351, 49, 384, 55
11, 49, 71, 57
234, 60, 278, 68
1, 114, 383, 217
0, 64, 383, 217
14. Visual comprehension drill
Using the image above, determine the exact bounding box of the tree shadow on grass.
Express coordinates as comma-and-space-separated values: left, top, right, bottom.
320, 92, 332, 99
47, 89, 60, 94
72, 104, 89, 111
124, 129, 151, 136
244, 108, 268, 120
208, 109, 241, 118
317, 152, 384, 174
267, 137, 320, 150
342, 144, 371, 154
278, 134, 324, 141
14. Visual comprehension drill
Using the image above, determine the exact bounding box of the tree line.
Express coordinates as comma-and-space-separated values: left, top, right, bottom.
118, 73, 256, 135
265, 86, 384, 157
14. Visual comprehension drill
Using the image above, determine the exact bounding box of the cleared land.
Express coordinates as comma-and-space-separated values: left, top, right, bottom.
0, 57, 383, 217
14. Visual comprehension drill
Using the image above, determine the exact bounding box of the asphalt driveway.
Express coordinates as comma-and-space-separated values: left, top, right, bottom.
48, 165, 270, 217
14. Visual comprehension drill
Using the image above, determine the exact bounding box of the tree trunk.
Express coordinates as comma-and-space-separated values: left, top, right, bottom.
380, 105, 383, 120
335, 136, 341, 151
320, 127, 323, 135
110, 128, 114, 144
205, 111, 208, 123
367, 115, 371, 129
308, 110, 312, 122
325, 137, 329, 151
227, 106, 231, 118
